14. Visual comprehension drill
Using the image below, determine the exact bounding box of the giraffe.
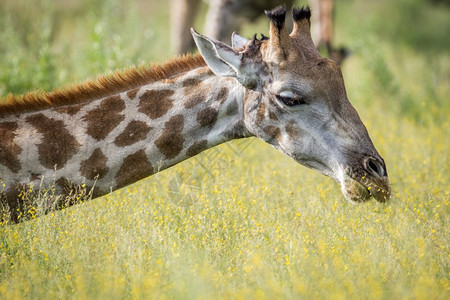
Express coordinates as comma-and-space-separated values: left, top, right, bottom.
309, 0, 349, 65
0, 6, 390, 223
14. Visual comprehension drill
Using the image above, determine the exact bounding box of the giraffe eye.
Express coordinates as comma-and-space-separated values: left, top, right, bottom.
276, 94, 308, 106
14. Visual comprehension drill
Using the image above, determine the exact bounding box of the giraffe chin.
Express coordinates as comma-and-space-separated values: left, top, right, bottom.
340, 174, 391, 204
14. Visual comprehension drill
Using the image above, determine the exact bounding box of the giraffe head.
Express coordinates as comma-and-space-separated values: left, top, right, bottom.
191, 6, 390, 203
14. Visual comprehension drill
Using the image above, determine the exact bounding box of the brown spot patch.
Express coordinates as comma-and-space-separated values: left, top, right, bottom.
30, 173, 41, 182
127, 88, 139, 99
80, 148, 108, 180
285, 122, 300, 139
55, 177, 68, 191
115, 149, 154, 188
256, 102, 266, 124
114, 120, 151, 147
26, 114, 81, 170
182, 78, 204, 102
0, 122, 22, 173
263, 126, 281, 142
184, 93, 205, 109
53, 103, 86, 116
155, 115, 185, 159
269, 110, 278, 121
186, 140, 208, 157
183, 79, 207, 109
224, 121, 247, 139
138, 89, 174, 119
182, 78, 201, 88
84, 95, 126, 140
217, 87, 229, 103
197, 108, 218, 128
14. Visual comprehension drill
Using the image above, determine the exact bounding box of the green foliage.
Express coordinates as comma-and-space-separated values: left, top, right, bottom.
336, 0, 449, 125
374, 0, 450, 53
0, 0, 170, 96
0, 0, 449, 298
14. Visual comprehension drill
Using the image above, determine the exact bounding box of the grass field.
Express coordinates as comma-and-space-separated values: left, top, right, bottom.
0, 0, 449, 298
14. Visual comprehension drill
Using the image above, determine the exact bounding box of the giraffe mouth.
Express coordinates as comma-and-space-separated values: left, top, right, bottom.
343, 169, 391, 203
289, 154, 390, 203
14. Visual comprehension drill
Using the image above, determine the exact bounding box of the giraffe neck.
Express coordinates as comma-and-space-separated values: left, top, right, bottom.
124, 67, 250, 182
0, 66, 250, 211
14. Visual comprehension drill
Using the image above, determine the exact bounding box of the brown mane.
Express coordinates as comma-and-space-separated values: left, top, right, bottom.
0, 53, 206, 116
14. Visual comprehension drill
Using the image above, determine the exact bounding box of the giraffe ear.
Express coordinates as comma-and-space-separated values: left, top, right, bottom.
231, 32, 249, 49
191, 28, 242, 78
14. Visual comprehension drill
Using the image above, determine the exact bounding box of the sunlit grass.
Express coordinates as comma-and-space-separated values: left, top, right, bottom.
0, 0, 449, 298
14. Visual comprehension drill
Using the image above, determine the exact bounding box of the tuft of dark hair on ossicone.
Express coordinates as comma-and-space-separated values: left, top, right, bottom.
264, 5, 286, 30
292, 6, 311, 22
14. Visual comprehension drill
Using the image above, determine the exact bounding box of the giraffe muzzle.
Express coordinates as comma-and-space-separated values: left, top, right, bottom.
362, 156, 390, 202
341, 156, 391, 203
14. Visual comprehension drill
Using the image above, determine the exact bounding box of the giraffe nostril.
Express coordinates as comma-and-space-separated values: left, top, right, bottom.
364, 157, 385, 177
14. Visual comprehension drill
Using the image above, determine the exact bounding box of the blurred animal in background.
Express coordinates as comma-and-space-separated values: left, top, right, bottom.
170, 0, 348, 64
309, 0, 348, 65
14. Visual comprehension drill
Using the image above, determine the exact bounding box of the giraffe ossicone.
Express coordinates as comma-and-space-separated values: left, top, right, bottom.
0, 6, 390, 223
